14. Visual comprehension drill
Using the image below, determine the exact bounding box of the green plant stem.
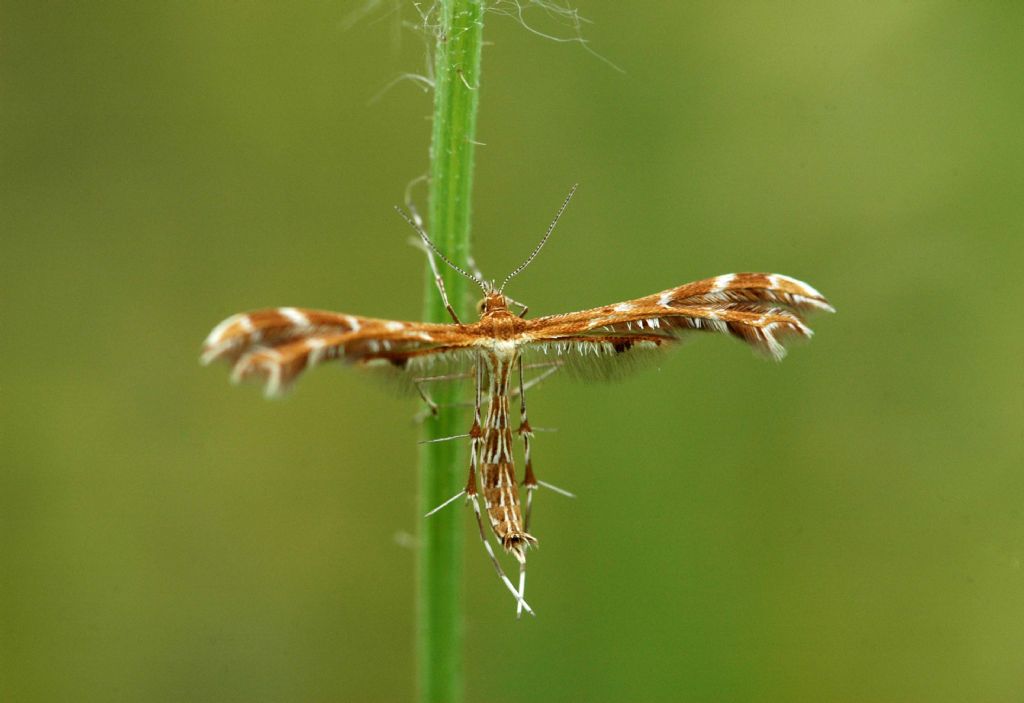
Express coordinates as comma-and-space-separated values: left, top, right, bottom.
417, 2, 484, 703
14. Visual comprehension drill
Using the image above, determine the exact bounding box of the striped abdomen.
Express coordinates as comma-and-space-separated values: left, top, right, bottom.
480, 354, 536, 562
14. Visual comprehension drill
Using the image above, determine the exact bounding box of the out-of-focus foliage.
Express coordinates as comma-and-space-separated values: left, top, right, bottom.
2, 3, 1022, 701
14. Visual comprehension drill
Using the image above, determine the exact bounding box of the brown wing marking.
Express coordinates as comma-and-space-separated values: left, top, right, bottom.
201, 307, 476, 397
522, 272, 833, 361
201, 308, 376, 365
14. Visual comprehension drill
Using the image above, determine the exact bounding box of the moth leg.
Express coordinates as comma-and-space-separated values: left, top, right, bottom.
427, 254, 462, 325
421, 368, 561, 417
515, 356, 538, 618
536, 479, 576, 498
413, 371, 475, 384
407, 228, 462, 325
414, 401, 472, 422
468, 490, 533, 614
413, 380, 440, 421
466, 361, 534, 615
512, 360, 574, 616
467, 480, 533, 615
503, 294, 529, 318
507, 363, 562, 400
424, 488, 466, 516
412, 370, 476, 423
418, 433, 471, 445
415, 364, 561, 422
523, 361, 563, 370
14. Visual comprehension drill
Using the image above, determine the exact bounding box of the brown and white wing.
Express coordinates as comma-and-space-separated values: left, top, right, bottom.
519, 272, 833, 378
201, 307, 476, 397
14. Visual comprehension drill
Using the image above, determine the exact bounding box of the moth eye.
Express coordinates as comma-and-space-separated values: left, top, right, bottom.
476, 298, 487, 314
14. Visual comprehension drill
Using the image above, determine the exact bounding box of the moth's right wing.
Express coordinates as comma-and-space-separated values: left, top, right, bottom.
517, 272, 834, 380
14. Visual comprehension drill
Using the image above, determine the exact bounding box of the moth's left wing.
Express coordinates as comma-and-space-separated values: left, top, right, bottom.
201, 307, 478, 397
518, 272, 833, 379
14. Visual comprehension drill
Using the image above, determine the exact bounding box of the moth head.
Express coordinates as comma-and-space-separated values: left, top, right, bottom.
477, 290, 510, 316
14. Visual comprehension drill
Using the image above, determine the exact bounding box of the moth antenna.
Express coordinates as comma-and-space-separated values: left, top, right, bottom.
394, 205, 488, 293
500, 183, 578, 292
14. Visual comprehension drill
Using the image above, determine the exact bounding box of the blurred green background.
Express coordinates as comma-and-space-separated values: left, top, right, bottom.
3, 2, 1023, 701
